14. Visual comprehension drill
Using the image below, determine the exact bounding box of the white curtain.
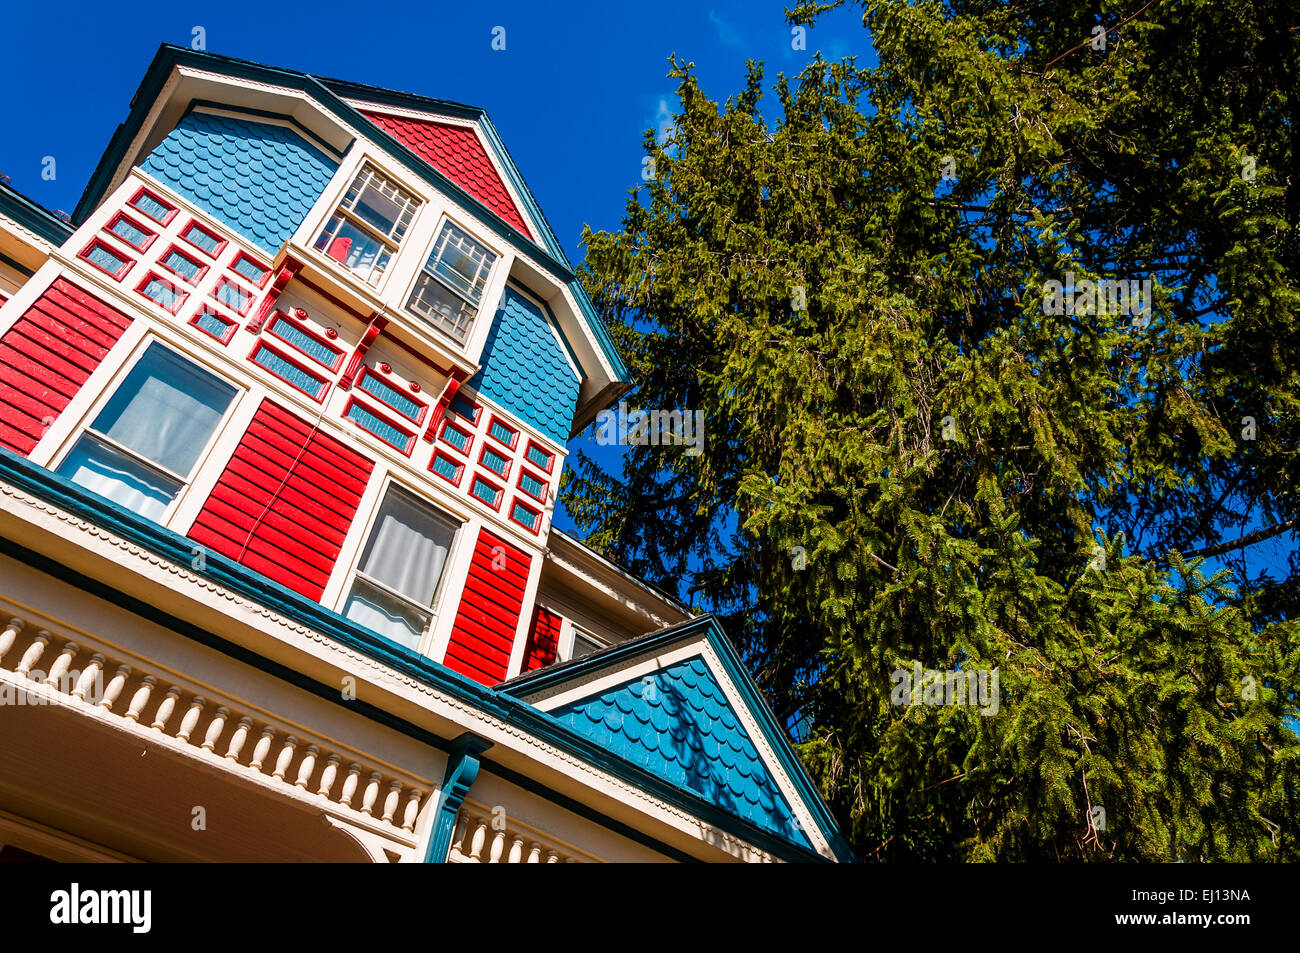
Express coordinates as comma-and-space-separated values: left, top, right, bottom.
357, 487, 456, 607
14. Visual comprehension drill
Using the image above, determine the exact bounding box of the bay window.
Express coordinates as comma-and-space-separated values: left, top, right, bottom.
405, 221, 497, 343
55, 342, 238, 522
341, 484, 459, 650
313, 165, 419, 286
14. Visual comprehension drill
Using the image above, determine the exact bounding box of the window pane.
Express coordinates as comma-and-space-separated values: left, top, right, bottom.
57, 434, 181, 521
353, 181, 405, 236
91, 343, 237, 477
357, 487, 458, 608
571, 632, 603, 660
343, 578, 428, 650
315, 217, 383, 277
406, 273, 475, 341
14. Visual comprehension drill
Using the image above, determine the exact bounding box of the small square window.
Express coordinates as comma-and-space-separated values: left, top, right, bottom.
212, 277, 254, 316
105, 212, 156, 252
487, 415, 518, 449
478, 443, 510, 479
129, 187, 177, 225
469, 474, 503, 510
517, 468, 548, 503
180, 221, 225, 257
231, 252, 270, 287
138, 273, 188, 313
438, 418, 473, 455
356, 368, 425, 423
190, 306, 239, 344
509, 498, 542, 534
158, 245, 207, 285
430, 451, 465, 486
524, 439, 555, 474
80, 239, 133, 280
345, 398, 415, 454
266, 311, 344, 370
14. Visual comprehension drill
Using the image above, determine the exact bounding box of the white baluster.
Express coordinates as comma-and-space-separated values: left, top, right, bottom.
0, 618, 22, 664
224, 717, 253, 761
545, 850, 559, 864
360, 772, 382, 816
151, 686, 182, 732
469, 819, 488, 861
381, 780, 402, 823
294, 745, 319, 788
488, 830, 506, 864
401, 789, 422, 832
44, 641, 78, 689
507, 836, 524, 864
340, 763, 362, 808
449, 814, 469, 857
272, 736, 298, 781
71, 653, 105, 701
124, 676, 157, 722
317, 754, 341, 798
527, 843, 541, 863
99, 664, 131, 711
201, 706, 229, 752
249, 727, 276, 770
14, 630, 49, 678
176, 696, 205, 742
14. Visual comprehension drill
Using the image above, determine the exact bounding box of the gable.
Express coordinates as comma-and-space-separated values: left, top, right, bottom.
549, 656, 812, 849
140, 111, 339, 255
363, 112, 533, 239
468, 287, 579, 445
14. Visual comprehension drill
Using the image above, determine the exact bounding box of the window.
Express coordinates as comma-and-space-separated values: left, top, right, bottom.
159, 246, 207, 285
80, 239, 133, 280
138, 273, 188, 313
356, 369, 425, 423
313, 166, 419, 286
509, 498, 542, 534
517, 468, 547, 502
524, 439, 554, 474
468, 474, 503, 510
250, 341, 329, 401
344, 398, 415, 454
405, 222, 497, 343
568, 628, 605, 661
211, 277, 254, 315
181, 221, 225, 257
430, 450, 464, 486
190, 306, 239, 344
479, 444, 510, 479
129, 188, 176, 225
106, 213, 156, 252
230, 252, 270, 287
55, 343, 237, 522
265, 311, 344, 370
439, 418, 473, 455
487, 415, 517, 449
342, 485, 458, 650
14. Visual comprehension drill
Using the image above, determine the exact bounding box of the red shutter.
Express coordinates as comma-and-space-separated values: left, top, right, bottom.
522, 605, 562, 672
0, 278, 134, 456
443, 528, 531, 685
188, 399, 373, 600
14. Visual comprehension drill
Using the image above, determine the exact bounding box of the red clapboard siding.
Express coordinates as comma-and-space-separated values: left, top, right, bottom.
443, 528, 531, 685
188, 399, 374, 600
522, 605, 562, 672
0, 278, 134, 455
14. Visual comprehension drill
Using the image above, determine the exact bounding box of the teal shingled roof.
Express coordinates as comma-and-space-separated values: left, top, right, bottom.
140, 111, 338, 255
549, 656, 812, 849
468, 287, 580, 445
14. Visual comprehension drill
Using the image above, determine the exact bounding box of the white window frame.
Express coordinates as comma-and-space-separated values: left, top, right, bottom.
332, 474, 467, 656
311, 162, 422, 289
49, 336, 245, 527
563, 624, 608, 662
403, 215, 501, 345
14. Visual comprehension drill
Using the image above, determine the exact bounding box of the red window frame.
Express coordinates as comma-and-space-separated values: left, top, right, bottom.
230, 251, 272, 288
189, 305, 239, 345
468, 473, 504, 511
248, 339, 329, 402
516, 466, 549, 504
523, 438, 555, 475
79, 238, 134, 280
477, 442, 511, 479
136, 272, 189, 314
429, 449, 465, 487
157, 244, 209, 285
104, 211, 157, 252
180, 219, 227, 258
485, 413, 519, 450
211, 276, 255, 316
128, 186, 177, 226
266, 309, 346, 371
438, 418, 474, 456
508, 497, 543, 534
355, 366, 427, 424
342, 396, 416, 455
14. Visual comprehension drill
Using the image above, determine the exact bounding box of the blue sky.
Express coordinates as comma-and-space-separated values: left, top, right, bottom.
0, 0, 871, 535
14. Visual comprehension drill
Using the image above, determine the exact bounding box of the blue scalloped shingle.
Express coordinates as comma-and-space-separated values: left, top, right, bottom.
140, 112, 338, 255
468, 288, 580, 446
549, 656, 810, 848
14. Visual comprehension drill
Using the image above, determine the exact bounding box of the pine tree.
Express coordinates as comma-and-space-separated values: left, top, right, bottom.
563, 0, 1300, 860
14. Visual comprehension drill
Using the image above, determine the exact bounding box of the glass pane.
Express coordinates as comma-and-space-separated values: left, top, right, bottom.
406, 273, 475, 341
343, 578, 428, 650
571, 632, 603, 660
316, 217, 383, 277
57, 435, 181, 522
353, 181, 404, 236
91, 343, 237, 477
357, 487, 458, 608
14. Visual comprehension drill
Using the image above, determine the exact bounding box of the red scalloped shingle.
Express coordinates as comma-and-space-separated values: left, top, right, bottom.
364, 111, 532, 239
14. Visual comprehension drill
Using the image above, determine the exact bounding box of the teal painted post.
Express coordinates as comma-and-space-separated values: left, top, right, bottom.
425, 732, 493, 863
